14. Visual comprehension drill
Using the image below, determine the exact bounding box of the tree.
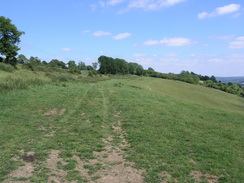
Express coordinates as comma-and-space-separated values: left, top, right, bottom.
67, 60, 76, 68
29, 56, 41, 65
86, 65, 94, 71
92, 62, 98, 70
17, 54, 28, 64
49, 59, 67, 69
0, 16, 25, 66
78, 61, 86, 70
148, 67, 155, 72
67, 60, 79, 73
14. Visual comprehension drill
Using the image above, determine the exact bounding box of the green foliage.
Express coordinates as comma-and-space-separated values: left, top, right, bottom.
49, 59, 67, 69
67, 60, 80, 73
0, 75, 47, 92
92, 62, 98, 70
98, 55, 144, 75
0, 63, 14, 72
78, 61, 87, 70
128, 62, 144, 75
88, 70, 100, 77
55, 74, 75, 82
17, 54, 28, 64
0, 16, 24, 66
204, 79, 244, 96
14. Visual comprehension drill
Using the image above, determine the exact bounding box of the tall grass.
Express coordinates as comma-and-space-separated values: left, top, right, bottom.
0, 63, 14, 72
0, 75, 49, 92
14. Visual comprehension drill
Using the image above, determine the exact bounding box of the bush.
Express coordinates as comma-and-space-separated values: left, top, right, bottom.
0, 63, 15, 72
88, 70, 100, 77
0, 76, 47, 92
57, 75, 75, 82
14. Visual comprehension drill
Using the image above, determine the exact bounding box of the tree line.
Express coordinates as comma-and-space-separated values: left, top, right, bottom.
16, 54, 98, 74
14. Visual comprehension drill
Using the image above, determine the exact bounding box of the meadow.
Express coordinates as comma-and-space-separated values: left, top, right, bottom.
0, 70, 243, 182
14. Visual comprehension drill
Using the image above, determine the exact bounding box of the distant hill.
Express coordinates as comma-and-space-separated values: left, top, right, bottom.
216, 76, 244, 86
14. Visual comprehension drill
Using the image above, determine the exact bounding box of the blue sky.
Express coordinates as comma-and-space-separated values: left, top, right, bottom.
1, 0, 244, 76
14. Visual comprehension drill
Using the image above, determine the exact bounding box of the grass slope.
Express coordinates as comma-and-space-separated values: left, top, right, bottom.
0, 72, 243, 182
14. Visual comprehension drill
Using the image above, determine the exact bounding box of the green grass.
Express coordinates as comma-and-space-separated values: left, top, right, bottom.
0, 71, 243, 182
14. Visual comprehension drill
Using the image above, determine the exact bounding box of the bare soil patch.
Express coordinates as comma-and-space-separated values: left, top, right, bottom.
4, 152, 35, 183
44, 108, 66, 116
190, 170, 219, 183
92, 116, 144, 183
45, 150, 68, 183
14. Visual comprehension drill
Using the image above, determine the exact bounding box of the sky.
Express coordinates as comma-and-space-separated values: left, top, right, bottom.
1, 0, 244, 76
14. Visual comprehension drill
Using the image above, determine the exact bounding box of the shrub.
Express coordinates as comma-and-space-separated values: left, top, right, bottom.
0, 76, 47, 92
0, 63, 15, 72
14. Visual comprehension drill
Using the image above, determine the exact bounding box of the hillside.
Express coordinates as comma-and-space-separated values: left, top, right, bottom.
0, 70, 244, 183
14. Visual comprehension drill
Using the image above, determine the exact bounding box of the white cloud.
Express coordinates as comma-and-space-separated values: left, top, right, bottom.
99, 1, 106, 7
107, 0, 124, 6
82, 30, 91, 33
160, 37, 194, 46
216, 4, 240, 15
93, 31, 112, 36
98, 0, 124, 8
229, 36, 244, 49
208, 58, 224, 62
143, 40, 159, 45
127, 0, 186, 11
198, 4, 241, 19
143, 37, 194, 47
198, 12, 209, 19
113, 32, 131, 40
62, 48, 72, 51
84, 58, 97, 63
134, 58, 155, 66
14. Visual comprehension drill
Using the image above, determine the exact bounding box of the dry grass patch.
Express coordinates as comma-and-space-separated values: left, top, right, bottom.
190, 170, 219, 183
44, 108, 66, 116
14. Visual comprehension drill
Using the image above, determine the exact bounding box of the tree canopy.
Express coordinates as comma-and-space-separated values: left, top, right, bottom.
98, 55, 144, 75
0, 16, 24, 66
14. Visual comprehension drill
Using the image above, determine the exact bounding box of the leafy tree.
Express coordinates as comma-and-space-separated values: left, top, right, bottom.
210, 75, 217, 82
42, 61, 48, 65
98, 56, 110, 74
228, 82, 233, 86
0, 16, 25, 66
67, 60, 79, 73
148, 67, 155, 72
86, 65, 94, 71
115, 58, 128, 74
78, 61, 86, 70
92, 62, 98, 70
49, 59, 67, 69
29, 56, 41, 65
67, 60, 76, 68
128, 62, 144, 75
17, 54, 28, 64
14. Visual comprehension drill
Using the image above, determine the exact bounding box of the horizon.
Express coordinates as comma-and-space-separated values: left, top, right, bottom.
1, 0, 244, 77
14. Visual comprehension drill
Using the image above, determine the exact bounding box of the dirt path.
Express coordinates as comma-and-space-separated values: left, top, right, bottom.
89, 87, 144, 182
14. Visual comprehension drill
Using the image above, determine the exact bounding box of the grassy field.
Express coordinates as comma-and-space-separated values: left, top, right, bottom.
0, 72, 243, 182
